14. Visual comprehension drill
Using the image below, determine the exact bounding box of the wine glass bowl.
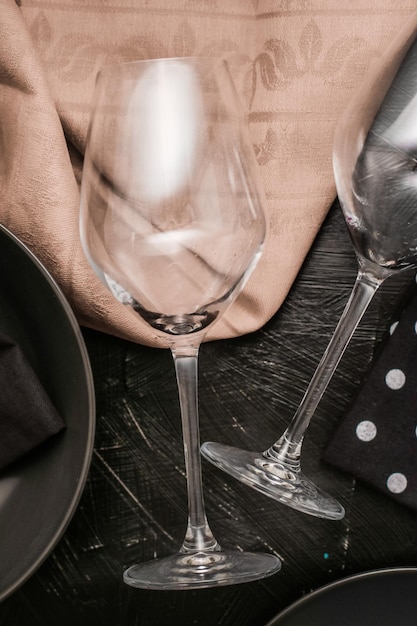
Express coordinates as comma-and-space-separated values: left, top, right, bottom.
202, 19, 417, 520
82, 59, 265, 340
334, 24, 417, 275
80, 56, 281, 588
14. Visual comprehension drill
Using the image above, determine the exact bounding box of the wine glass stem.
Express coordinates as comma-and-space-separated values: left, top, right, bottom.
171, 345, 220, 554
268, 265, 386, 466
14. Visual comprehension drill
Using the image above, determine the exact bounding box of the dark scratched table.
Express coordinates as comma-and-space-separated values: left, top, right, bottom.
1, 199, 417, 626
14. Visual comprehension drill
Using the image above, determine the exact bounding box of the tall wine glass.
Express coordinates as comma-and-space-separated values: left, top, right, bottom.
79, 57, 281, 589
202, 19, 417, 520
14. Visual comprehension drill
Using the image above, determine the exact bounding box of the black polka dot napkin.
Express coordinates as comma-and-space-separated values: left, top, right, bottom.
0, 333, 65, 471
323, 279, 417, 511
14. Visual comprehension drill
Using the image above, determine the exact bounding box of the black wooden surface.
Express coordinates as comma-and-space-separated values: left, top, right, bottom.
1, 199, 417, 625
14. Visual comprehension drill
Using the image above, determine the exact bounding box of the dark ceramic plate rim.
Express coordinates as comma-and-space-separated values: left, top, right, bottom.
266, 566, 417, 625
0, 224, 95, 601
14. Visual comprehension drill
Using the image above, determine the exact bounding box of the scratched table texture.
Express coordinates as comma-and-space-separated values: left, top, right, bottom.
1, 199, 417, 626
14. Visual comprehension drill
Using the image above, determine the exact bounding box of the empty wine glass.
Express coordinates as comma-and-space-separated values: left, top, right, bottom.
79, 57, 282, 589
202, 19, 417, 520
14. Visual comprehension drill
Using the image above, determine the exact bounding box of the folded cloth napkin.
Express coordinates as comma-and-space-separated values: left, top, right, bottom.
323, 278, 417, 511
0, 333, 65, 471
0, 0, 415, 346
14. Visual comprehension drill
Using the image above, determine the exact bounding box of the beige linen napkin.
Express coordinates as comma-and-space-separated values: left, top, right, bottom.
0, 0, 414, 347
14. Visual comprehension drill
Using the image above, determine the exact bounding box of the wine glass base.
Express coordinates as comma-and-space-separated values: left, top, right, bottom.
123, 548, 281, 590
201, 442, 345, 521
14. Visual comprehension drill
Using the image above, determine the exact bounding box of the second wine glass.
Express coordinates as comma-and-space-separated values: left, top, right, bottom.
80, 56, 282, 589
202, 17, 417, 520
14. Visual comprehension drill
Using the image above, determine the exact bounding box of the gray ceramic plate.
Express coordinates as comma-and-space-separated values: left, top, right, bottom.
266, 567, 417, 625
0, 224, 95, 601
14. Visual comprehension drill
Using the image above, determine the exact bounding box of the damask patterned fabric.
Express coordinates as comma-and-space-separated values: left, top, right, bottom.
0, 0, 416, 346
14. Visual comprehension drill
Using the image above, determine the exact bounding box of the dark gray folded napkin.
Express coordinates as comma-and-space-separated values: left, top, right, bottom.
323, 279, 417, 511
0, 333, 65, 470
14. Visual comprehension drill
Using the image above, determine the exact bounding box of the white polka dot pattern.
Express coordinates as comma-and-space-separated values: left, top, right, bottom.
390, 321, 399, 335
387, 473, 408, 494
356, 420, 377, 442
385, 368, 406, 390
323, 281, 417, 512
